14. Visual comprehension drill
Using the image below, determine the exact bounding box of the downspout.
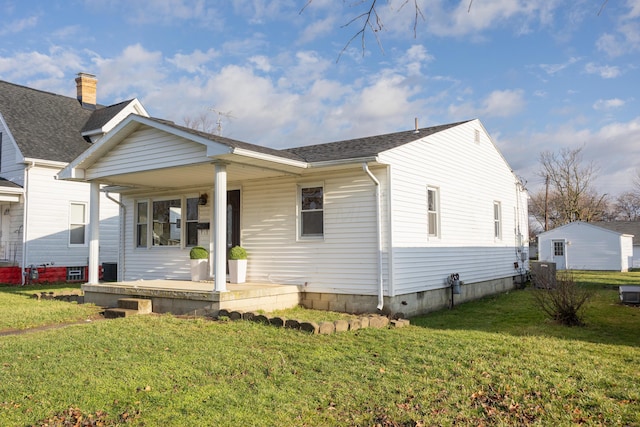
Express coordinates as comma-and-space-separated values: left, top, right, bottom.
362, 163, 384, 310
105, 191, 125, 281
20, 161, 35, 285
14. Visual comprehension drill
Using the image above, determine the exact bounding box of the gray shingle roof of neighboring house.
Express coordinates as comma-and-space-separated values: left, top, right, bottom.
0, 80, 130, 163
593, 221, 640, 245
0, 177, 22, 189
282, 120, 471, 162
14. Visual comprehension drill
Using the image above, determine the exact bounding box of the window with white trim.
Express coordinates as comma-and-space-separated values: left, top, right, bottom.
300, 185, 324, 237
493, 201, 502, 239
136, 201, 148, 248
69, 202, 87, 245
427, 187, 439, 237
136, 196, 201, 248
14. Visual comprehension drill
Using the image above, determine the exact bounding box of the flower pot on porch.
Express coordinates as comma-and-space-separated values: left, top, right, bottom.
228, 246, 247, 284
228, 259, 247, 284
189, 246, 209, 282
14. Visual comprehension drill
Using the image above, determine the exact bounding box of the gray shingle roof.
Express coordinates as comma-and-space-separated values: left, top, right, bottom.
593, 221, 640, 245
0, 80, 129, 163
283, 120, 471, 162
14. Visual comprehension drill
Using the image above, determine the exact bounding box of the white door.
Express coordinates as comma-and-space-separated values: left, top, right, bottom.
552, 239, 566, 270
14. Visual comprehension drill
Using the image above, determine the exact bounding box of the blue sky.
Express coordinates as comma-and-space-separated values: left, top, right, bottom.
1, 0, 639, 197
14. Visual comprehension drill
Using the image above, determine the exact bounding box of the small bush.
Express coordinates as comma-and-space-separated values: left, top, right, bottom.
189, 246, 209, 259
228, 246, 247, 260
532, 270, 593, 326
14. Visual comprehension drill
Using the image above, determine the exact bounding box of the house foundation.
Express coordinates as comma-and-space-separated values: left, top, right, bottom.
301, 276, 516, 317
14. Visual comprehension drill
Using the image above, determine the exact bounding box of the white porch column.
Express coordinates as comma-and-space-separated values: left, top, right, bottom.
88, 182, 100, 284
213, 162, 227, 292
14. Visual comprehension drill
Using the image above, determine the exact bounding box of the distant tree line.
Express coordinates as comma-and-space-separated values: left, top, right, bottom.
528, 146, 640, 234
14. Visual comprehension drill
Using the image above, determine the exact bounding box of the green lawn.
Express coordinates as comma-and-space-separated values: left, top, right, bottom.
0, 273, 638, 426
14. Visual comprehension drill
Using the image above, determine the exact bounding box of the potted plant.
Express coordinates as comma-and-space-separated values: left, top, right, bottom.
189, 246, 209, 282
228, 246, 247, 284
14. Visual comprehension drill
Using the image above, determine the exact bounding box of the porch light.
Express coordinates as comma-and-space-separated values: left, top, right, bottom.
198, 193, 208, 206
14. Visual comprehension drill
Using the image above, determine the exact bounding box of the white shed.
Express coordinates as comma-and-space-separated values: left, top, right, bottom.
537, 221, 634, 272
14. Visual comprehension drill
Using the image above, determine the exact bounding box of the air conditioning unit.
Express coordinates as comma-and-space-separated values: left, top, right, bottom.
619, 286, 640, 304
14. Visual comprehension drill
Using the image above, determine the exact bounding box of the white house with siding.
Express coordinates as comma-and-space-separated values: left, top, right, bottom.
59, 115, 528, 316
537, 221, 633, 272
0, 74, 148, 283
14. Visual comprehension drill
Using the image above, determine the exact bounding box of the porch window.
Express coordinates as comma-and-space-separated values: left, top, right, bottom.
300, 185, 324, 237
69, 202, 87, 245
493, 201, 502, 239
152, 199, 181, 246
427, 187, 439, 237
136, 201, 148, 248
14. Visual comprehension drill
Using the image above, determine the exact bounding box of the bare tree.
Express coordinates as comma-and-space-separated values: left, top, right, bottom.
611, 191, 640, 220
183, 111, 216, 134
529, 147, 608, 229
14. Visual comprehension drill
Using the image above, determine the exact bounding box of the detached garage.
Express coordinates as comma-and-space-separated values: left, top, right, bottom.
537, 221, 634, 272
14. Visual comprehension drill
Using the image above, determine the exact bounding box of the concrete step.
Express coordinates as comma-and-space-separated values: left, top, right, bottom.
103, 308, 140, 319
117, 298, 152, 314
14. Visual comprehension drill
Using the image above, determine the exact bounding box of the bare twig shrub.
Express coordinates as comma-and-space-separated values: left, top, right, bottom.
532, 271, 593, 326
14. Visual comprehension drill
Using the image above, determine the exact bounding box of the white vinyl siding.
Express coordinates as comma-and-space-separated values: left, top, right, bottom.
22, 165, 120, 267
379, 119, 528, 295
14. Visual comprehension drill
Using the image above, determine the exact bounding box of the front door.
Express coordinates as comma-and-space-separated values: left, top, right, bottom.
226, 189, 241, 257
552, 239, 566, 270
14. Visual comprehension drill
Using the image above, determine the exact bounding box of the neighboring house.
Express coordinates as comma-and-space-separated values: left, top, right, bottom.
0, 74, 148, 284
593, 221, 640, 268
537, 221, 634, 272
59, 115, 528, 316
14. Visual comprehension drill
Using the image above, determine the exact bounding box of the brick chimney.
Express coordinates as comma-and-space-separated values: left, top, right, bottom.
75, 72, 97, 108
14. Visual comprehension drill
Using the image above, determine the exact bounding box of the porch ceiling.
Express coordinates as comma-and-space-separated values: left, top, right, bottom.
94, 157, 303, 191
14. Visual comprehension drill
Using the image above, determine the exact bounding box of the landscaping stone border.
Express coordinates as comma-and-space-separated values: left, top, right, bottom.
215, 309, 410, 334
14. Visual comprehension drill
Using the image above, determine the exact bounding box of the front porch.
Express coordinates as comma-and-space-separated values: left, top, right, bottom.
82, 280, 302, 315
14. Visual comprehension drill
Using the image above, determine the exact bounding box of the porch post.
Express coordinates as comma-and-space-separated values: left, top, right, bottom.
213, 162, 227, 292
88, 182, 100, 284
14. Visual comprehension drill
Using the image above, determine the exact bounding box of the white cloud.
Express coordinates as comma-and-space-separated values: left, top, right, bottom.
248, 55, 272, 72
449, 89, 525, 118
593, 98, 625, 110
0, 15, 38, 35
167, 49, 218, 73
584, 62, 621, 79
297, 16, 336, 45
596, 1, 640, 57
539, 57, 581, 75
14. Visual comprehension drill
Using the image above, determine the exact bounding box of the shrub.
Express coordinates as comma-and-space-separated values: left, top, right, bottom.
228, 246, 247, 260
532, 270, 593, 326
189, 246, 209, 260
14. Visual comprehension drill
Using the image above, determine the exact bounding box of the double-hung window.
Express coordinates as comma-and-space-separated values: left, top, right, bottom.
69, 202, 87, 245
427, 187, 439, 237
300, 185, 324, 238
152, 199, 181, 246
493, 201, 502, 239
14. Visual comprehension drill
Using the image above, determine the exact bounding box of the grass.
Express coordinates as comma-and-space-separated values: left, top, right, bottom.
0, 272, 639, 426
0, 283, 101, 331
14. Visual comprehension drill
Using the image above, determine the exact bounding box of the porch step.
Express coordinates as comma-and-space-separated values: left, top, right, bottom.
103, 298, 152, 319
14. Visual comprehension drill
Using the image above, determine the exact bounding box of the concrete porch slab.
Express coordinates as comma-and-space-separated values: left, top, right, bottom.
82, 280, 301, 316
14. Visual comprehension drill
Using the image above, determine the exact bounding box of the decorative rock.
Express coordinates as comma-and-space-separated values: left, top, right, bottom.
391, 312, 405, 320
318, 321, 335, 335
270, 316, 286, 327
217, 309, 230, 318
299, 321, 319, 334
360, 317, 370, 328
252, 314, 269, 324
334, 320, 349, 332
242, 312, 256, 321
368, 316, 389, 329
348, 318, 361, 331
285, 319, 300, 329
389, 319, 406, 328
229, 311, 243, 321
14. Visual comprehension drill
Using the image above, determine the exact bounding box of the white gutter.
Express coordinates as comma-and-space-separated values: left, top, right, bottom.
362, 163, 384, 310
21, 161, 35, 285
